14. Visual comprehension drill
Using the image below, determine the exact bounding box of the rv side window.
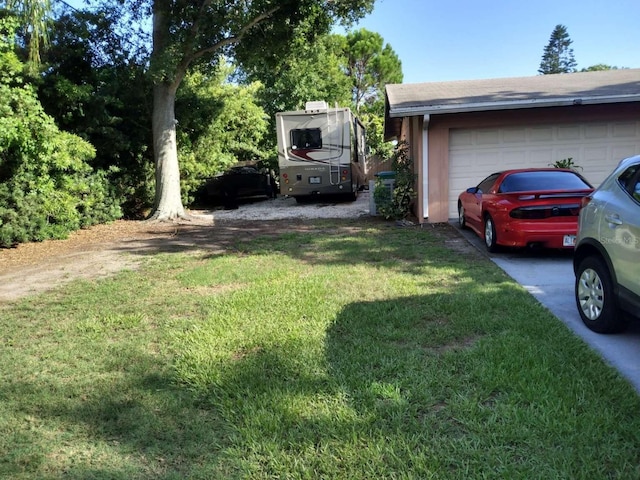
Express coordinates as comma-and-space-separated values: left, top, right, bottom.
291, 129, 322, 149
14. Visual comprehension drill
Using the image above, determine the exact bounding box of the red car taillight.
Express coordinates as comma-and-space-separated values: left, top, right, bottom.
510, 204, 581, 219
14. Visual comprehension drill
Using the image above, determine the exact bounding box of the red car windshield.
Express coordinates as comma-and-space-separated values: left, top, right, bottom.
499, 171, 592, 193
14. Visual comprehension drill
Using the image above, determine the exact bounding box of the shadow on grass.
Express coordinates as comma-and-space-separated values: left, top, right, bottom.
1, 347, 232, 478
5, 279, 636, 478
115, 218, 575, 270
111, 218, 483, 278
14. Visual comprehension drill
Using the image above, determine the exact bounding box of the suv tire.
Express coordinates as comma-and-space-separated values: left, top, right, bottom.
575, 256, 627, 333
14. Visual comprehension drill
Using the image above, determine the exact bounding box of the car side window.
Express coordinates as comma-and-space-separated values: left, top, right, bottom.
476, 173, 500, 194
631, 175, 640, 203
617, 165, 640, 203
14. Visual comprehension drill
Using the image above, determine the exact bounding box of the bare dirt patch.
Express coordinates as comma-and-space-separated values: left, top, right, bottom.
0, 216, 288, 303
0, 192, 473, 303
0, 220, 175, 302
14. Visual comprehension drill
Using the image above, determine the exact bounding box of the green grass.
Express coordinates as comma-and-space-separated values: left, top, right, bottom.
1, 218, 639, 479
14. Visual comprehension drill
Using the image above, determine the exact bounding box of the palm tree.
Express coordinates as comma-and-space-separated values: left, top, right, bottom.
4, 0, 52, 65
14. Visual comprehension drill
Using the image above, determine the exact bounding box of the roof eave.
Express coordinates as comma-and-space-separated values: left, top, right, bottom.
388, 94, 640, 118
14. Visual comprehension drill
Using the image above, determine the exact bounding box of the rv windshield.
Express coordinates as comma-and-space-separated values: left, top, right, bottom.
291, 128, 322, 149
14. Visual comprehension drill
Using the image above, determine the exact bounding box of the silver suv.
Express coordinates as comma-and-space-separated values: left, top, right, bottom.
574, 155, 640, 333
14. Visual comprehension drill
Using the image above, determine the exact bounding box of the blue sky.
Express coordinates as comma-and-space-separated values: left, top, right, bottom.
345, 0, 640, 84
62, 0, 640, 85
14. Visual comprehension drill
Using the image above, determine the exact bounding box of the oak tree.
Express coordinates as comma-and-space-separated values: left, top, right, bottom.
7, 0, 375, 221
145, 0, 374, 220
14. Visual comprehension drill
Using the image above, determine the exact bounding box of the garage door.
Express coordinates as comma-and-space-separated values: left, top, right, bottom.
448, 121, 640, 218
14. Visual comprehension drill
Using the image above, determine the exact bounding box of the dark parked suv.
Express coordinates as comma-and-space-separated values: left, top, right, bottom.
574, 155, 640, 333
198, 164, 278, 208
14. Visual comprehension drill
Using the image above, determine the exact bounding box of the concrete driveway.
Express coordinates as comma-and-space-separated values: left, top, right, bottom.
452, 222, 640, 394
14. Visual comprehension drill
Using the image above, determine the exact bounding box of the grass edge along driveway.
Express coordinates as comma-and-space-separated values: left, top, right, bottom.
1, 218, 639, 479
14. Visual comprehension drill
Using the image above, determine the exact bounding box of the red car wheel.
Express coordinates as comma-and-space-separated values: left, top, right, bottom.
484, 215, 498, 252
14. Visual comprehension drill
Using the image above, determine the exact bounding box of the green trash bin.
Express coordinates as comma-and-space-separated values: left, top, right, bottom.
375, 171, 396, 194
371, 171, 396, 215
375, 171, 396, 180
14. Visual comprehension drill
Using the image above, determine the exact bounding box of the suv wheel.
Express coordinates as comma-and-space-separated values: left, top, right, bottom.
575, 256, 627, 333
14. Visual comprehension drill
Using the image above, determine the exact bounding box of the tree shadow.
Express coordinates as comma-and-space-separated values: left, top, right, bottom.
3, 277, 624, 478
1, 345, 233, 478
110, 219, 484, 279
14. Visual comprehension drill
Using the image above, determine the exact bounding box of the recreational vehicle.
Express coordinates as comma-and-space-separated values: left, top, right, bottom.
275, 101, 367, 201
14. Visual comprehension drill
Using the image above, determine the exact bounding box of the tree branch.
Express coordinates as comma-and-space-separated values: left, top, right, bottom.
182, 0, 214, 61
173, 4, 281, 87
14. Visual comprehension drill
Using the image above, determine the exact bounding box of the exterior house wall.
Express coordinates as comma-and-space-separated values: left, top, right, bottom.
406, 103, 640, 223
410, 116, 423, 221
426, 126, 449, 223
397, 117, 425, 221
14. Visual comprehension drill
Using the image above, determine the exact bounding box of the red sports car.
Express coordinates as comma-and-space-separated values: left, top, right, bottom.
458, 168, 594, 252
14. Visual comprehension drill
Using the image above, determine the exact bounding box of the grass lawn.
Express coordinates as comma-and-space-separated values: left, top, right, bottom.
1, 218, 639, 479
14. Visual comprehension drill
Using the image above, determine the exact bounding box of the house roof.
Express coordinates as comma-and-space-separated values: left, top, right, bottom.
384, 68, 640, 140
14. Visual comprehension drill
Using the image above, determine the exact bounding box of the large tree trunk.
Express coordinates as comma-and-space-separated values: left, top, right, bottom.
148, 82, 188, 221
147, 0, 188, 221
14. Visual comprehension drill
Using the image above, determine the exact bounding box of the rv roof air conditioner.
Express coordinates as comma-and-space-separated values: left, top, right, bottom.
305, 101, 328, 113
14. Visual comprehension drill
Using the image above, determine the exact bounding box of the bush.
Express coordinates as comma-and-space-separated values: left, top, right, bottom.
0, 23, 121, 247
551, 157, 582, 171
0, 121, 123, 246
373, 141, 416, 220
176, 68, 270, 206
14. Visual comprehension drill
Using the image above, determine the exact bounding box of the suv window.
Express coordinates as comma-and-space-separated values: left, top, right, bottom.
617, 165, 640, 203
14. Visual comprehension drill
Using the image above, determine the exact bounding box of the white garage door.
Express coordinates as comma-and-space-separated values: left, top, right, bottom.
448, 121, 640, 219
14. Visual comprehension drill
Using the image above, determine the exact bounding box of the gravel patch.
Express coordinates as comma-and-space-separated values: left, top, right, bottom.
192, 191, 373, 222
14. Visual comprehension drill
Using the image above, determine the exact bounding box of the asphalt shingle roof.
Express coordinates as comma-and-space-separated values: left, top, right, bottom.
385, 68, 640, 116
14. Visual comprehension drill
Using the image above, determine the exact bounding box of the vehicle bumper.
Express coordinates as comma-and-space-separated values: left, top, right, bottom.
498, 220, 578, 248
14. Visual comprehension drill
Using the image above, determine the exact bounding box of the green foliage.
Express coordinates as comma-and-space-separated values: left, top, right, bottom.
176, 64, 270, 205
581, 64, 620, 72
373, 141, 416, 220
0, 19, 121, 247
551, 157, 582, 171
357, 99, 394, 159
344, 28, 403, 111
539, 24, 577, 74
341, 28, 402, 159
38, 8, 154, 218
232, 1, 375, 76
3, 0, 52, 67
247, 33, 353, 120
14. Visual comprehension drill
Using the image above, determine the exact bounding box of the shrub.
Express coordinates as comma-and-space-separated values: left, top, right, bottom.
0, 21, 121, 247
551, 157, 582, 171
373, 141, 416, 220
176, 67, 270, 206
